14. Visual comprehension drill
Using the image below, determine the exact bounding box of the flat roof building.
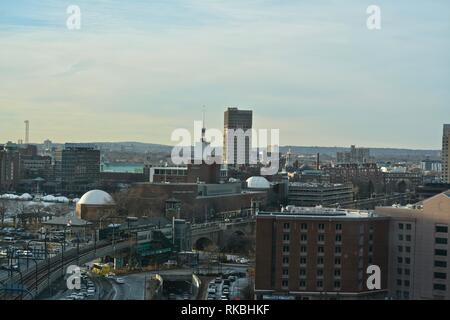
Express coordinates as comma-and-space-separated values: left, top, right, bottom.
375, 190, 450, 300
255, 206, 389, 300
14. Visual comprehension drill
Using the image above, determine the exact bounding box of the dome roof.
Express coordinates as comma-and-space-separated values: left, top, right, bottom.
246, 176, 270, 189
78, 190, 115, 206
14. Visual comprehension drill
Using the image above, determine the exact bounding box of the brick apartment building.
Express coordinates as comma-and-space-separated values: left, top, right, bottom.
255, 206, 389, 300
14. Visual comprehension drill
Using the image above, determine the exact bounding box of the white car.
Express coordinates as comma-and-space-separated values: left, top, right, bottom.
115, 277, 125, 284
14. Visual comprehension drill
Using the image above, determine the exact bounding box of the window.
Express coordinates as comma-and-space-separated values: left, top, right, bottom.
317, 257, 324, 265
433, 283, 446, 291
283, 223, 290, 230
397, 279, 402, 286
282, 257, 289, 264
318, 223, 325, 230
335, 246, 342, 254
282, 269, 289, 276
299, 269, 306, 276
336, 224, 342, 230
335, 234, 342, 242
369, 234, 374, 241
283, 234, 290, 241
318, 246, 324, 253
317, 280, 323, 288
334, 281, 341, 288
283, 245, 290, 253
300, 257, 307, 265
405, 257, 411, 265
404, 280, 410, 287
405, 246, 411, 253
282, 280, 289, 288
300, 234, 308, 242
406, 224, 412, 230
335, 258, 341, 265
404, 269, 410, 276
435, 249, 447, 256
399, 223, 404, 230
318, 234, 325, 242
301, 223, 308, 230
397, 268, 402, 275
435, 225, 448, 233
399, 234, 404, 241
406, 235, 411, 242
403, 291, 409, 299
300, 246, 307, 253
435, 237, 448, 245
317, 269, 324, 276
334, 269, 341, 277
434, 260, 447, 268
398, 257, 403, 264
434, 272, 447, 280
398, 246, 403, 252
299, 280, 306, 288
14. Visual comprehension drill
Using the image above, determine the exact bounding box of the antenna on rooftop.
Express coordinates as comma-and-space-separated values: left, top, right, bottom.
201, 106, 206, 142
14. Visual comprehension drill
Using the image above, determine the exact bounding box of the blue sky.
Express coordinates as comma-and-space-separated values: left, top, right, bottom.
0, 0, 449, 148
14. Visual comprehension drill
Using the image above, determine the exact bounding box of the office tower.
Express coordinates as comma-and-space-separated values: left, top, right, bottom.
255, 206, 389, 300
223, 107, 253, 166
442, 124, 450, 183
54, 143, 100, 194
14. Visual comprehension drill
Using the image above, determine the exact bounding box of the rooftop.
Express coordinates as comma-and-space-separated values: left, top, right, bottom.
258, 206, 379, 219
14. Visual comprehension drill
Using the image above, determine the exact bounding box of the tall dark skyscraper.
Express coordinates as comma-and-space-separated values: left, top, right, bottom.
54, 143, 100, 194
223, 107, 253, 166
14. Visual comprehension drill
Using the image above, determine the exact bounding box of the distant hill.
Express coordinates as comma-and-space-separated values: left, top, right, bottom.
280, 146, 440, 160
34, 141, 440, 160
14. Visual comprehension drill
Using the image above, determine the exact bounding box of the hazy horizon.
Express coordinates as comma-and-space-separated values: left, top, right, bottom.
1, 1, 449, 149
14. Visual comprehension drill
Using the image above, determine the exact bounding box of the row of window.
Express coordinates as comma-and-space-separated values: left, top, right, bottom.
283, 223, 343, 231
283, 233, 344, 242
282, 257, 342, 265
281, 280, 341, 289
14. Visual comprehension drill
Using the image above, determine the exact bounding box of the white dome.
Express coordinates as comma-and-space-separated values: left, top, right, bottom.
78, 190, 115, 206
246, 176, 270, 189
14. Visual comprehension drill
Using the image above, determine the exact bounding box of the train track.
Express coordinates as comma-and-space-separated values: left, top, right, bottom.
2, 239, 130, 300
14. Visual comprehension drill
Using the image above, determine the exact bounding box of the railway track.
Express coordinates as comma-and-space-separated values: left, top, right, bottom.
2, 239, 130, 300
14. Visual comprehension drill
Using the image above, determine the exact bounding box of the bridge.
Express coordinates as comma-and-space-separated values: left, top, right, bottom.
191, 218, 256, 250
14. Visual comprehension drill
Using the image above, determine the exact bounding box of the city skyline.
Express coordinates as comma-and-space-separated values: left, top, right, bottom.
1, 0, 449, 149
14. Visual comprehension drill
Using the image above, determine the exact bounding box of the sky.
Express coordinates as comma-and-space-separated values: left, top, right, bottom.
0, 0, 449, 149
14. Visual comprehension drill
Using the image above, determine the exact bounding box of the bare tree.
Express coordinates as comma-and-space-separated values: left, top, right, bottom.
0, 199, 7, 227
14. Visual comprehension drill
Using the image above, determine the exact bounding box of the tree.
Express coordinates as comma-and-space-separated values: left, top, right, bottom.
0, 199, 7, 227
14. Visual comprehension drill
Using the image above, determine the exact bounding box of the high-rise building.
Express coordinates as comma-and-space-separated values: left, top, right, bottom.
54, 143, 100, 194
375, 190, 450, 300
223, 107, 253, 166
255, 206, 389, 300
0, 143, 20, 192
337, 145, 371, 164
442, 124, 450, 183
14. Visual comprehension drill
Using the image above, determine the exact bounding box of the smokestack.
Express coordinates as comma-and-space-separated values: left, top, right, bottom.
316, 153, 320, 170
24, 120, 30, 144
